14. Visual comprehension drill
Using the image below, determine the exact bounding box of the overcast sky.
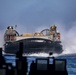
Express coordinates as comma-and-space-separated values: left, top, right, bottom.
0, 0, 76, 32
0, 0, 76, 53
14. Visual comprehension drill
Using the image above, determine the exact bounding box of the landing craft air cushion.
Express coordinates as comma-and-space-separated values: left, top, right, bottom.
4, 25, 63, 54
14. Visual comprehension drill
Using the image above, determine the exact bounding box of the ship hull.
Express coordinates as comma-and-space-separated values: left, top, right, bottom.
4, 38, 63, 54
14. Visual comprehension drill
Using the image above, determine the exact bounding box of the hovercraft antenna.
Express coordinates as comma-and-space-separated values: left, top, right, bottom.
15, 25, 17, 30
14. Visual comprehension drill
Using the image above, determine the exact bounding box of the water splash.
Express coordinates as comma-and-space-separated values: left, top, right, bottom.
23, 53, 49, 57
59, 23, 76, 54
23, 52, 63, 57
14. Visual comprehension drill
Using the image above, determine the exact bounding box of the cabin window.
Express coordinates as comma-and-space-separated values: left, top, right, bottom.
10, 35, 14, 41
7, 35, 15, 41
7, 35, 10, 40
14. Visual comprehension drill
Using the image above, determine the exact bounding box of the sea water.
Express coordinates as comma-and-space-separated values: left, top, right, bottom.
3, 53, 76, 75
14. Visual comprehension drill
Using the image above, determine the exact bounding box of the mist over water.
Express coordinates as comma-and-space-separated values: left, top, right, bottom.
60, 23, 76, 54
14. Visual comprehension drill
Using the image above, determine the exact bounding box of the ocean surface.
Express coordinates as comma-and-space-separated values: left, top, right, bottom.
3, 53, 76, 75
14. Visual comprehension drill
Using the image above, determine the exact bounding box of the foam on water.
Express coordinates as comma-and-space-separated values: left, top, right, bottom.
23, 53, 49, 57
25, 49, 72, 57
22, 52, 62, 57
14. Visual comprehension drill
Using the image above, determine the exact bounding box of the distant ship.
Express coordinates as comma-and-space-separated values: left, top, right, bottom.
4, 25, 63, 54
